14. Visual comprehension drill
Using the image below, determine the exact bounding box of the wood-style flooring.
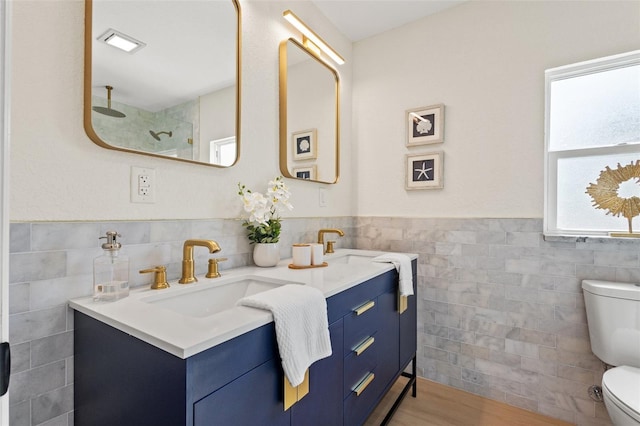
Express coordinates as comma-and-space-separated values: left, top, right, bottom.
364, 377, 574, 426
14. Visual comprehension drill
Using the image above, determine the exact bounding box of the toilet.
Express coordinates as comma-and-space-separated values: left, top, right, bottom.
583, 280, 640, 425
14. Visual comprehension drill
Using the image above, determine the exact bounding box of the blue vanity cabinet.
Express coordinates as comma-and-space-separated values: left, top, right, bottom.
73, 258, 417, 426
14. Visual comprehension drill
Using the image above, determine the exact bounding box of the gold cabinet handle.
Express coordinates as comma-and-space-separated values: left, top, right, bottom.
398, 294, 408, 314
353, 372, 375, 396
353, 336, 375, 356
353, 300, 375, 316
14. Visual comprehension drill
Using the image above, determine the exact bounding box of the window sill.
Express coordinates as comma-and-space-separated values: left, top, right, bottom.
543, 233, 640, 245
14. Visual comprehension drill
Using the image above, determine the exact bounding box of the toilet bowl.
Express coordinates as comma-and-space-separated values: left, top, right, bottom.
602, 366, 640, 425
582, 280, 640, 426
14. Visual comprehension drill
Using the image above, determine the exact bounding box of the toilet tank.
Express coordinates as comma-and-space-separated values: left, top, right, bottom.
582, 280, 640, 368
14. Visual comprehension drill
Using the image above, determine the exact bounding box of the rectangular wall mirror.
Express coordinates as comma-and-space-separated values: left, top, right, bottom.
84, 0, 241, 167
279, 38, 340, 183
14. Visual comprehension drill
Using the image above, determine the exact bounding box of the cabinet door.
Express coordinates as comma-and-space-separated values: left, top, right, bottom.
291, 320, 344, 426
193, 357, 290, 426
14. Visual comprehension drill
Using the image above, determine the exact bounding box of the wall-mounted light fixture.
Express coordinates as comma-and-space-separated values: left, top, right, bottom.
97, 28, 146, 54
283, 10, 345, 65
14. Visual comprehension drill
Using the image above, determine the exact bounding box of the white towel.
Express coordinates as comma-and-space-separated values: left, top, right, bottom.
372, 253, 414, 296
237, 284, 332, 387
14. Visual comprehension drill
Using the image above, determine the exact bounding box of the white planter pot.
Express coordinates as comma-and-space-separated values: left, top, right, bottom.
253, 243, 280, 267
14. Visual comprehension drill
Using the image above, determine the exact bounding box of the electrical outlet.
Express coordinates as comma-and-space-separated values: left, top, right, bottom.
131, 167, 156, 203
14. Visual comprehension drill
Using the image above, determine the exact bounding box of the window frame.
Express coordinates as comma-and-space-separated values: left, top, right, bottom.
544, 50, 640, 237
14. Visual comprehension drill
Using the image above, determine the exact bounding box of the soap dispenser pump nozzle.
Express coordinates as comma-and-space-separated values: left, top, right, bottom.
100, 231, 122, 251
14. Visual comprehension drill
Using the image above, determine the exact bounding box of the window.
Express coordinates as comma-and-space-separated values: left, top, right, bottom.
544, 50, 640, 237
209, 136, 236, 167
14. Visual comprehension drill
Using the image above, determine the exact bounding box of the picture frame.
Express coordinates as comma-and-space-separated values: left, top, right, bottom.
405, 151, 444, 190
406, 104, 444, 146
293, 165, 317, 180
292, 129, 317, 160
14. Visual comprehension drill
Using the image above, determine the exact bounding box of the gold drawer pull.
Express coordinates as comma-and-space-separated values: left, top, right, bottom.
353, 372, 375, 396
354, 336, 375, 356
354, 300, 375, 316
398, 294, 408, 314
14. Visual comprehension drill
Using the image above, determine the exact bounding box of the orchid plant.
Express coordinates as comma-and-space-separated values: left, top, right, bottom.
238, 176, 293, 244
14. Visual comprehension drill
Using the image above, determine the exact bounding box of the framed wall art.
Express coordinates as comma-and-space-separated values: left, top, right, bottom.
406, 104, 444, 146
292, 129, 317, 160
293, 165, 317, 180
405, 151, 444, 190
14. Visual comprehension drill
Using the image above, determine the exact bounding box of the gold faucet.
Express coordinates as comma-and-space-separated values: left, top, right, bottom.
179, 239, 221, 284
317, 229, 344, 254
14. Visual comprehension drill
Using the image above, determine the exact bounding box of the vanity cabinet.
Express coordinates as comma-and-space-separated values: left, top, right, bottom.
74, 260, 417, 426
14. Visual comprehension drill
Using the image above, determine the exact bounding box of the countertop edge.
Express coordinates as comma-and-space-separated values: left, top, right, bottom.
70, 249, 417, 359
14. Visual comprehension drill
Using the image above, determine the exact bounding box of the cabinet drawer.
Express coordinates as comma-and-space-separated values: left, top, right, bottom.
343, 368, 381, 426
187, 323, 279, 402
343, 333, 377, 399
327, 270, 395, 323
343, 299, 379, 355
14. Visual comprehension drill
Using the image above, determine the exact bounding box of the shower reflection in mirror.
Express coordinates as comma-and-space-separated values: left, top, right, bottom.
90, 96, 195, 160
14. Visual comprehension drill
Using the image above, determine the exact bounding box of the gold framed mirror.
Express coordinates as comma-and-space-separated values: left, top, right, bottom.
279, 38, 340, 184
84, 0, 241, 167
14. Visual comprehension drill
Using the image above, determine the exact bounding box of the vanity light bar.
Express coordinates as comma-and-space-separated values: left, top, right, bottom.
97, 28, 146, 54
283, 10, 345, 65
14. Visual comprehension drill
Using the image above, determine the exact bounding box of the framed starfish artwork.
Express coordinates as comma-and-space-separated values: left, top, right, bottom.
406, 104, 444, 146
405, 151, 444, 190
292, 129, 317, 160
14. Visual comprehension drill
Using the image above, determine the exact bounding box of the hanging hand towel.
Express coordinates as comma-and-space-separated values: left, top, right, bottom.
372, 253, 414, 296
237, 284, 332, 387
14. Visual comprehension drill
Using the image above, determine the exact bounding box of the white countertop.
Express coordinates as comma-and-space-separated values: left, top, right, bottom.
69, 249, 417, 359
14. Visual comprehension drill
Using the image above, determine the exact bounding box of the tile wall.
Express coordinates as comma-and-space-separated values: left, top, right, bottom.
10, 216, 638, 426
354, 217, 640, 426
8, 217, 355, 426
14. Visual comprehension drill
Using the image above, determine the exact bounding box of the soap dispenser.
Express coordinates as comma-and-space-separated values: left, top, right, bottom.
93, 231, 130, 301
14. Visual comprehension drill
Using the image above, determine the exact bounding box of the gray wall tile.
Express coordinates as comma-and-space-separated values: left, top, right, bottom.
31, 385, 73, 425
10, 252, 67, 284
31, 223, 100, 251
355, 217, 631, 425
10, 223, 31, 253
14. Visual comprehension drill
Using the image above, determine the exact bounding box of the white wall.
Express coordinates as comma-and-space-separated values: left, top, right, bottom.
9, 0, 353, 221
353, 0, 640, 219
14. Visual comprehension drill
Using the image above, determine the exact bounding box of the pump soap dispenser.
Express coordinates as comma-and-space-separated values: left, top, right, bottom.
93, 231, 130, 302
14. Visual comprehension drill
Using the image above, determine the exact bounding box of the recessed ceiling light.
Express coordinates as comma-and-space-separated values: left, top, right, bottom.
97, 28, 146, 54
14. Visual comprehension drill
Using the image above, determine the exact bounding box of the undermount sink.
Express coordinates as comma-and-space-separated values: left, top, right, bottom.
141, 275, 298, 318
326, 253, 377, 265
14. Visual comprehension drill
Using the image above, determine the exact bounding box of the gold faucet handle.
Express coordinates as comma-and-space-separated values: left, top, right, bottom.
206, 257, 228, 278
139, 266, 170, 290
326, 241, 336, 254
